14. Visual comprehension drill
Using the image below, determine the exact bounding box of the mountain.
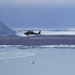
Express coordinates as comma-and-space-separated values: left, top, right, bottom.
0, 21, 15, 36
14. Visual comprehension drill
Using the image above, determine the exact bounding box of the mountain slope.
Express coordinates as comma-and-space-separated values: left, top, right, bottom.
0, 21, 15, 36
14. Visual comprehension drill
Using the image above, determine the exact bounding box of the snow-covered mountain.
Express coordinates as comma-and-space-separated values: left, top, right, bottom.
0, 21, 15, 36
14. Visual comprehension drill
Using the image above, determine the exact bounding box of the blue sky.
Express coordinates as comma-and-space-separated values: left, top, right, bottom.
0, 0, 75, 28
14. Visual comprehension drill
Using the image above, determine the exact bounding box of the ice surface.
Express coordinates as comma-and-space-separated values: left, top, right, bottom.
0, 28, 75, 75
0, 48, 35, 60
0, 48, 75, 75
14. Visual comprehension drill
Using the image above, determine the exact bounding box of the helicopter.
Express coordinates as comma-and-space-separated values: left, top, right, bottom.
24, 30, 41, 36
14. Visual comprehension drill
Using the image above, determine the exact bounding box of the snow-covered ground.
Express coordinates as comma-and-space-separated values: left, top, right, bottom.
0, 28, 75, 75
0, 48, 75, 75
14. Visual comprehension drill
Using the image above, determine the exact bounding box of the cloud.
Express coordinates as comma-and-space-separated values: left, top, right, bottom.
0, 0, 75, 6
